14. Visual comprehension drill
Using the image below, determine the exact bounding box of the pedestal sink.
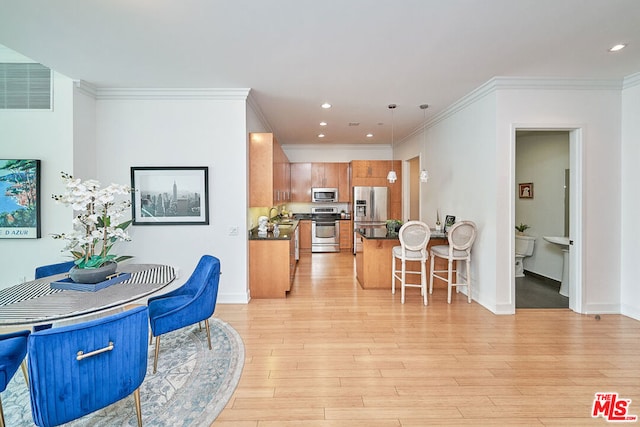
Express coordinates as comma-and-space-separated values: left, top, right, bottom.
543, 236, 570, 297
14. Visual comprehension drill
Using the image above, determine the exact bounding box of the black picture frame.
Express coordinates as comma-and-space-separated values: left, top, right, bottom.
444, 215, 456, 232
0, 159, 41, 238
131, 166, 209, 225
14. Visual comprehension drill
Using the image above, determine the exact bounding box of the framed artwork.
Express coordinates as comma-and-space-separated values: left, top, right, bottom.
444, 215, 456, 232
519, 183, 533, 199
131, 166, 209, 225
0, 159, 41, 238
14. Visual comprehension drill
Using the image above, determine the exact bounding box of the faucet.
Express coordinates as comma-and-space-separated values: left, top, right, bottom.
268, 207, 279, 222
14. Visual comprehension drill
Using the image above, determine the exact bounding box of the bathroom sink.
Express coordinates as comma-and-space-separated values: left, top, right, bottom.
543, 236, 570, 248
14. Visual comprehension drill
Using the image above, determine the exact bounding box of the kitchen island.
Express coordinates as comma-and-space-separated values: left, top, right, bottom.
354, 227, 449, 289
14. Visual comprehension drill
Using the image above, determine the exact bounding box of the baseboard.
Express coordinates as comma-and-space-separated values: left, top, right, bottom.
523, 270, 561, 287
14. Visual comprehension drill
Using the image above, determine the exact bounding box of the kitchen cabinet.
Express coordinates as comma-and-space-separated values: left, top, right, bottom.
350, 160, 402, 219
339, 220, 352, 251
292, 162, 350, 203
299, 220, 312, 253
312, 162, 339, 188
290, 163, 312, 202
249, 132, 290, 207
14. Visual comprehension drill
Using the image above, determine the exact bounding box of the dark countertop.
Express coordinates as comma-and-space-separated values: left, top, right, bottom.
293, 213, 351, 221
356, 227, 447, 240
249, 220, 299, 240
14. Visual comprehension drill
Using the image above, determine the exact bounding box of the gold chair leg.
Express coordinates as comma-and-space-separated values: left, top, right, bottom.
204, 319, 212, 350
1, 395, 5, 427
153, 336, 161, 374
133, 388, 143, 427
20, 359, 28, 387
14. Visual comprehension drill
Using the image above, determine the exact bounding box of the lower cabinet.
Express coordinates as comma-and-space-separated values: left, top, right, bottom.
299, 220, 312, 253
249, 236, 296, 298
339, 220, 352, 252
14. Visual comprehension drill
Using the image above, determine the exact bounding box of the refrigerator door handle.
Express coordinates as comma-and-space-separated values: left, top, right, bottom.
370, 189, 374, 222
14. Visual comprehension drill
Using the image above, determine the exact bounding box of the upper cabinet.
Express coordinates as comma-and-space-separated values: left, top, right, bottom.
291, 162, 350, 203
249, 132, 290, 207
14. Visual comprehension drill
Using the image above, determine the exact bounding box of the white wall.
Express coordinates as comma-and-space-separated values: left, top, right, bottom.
516, 132, 569, 280
0, 72, 76, 289
497, 80, 622, 314
420, 88, 498, 311
621, 73, 640, 320
283, 144, 391, 162
94, 89, 250, 303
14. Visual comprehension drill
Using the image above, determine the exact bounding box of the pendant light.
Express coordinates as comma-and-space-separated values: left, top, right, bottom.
419, 104, 429, 183
387, 104, 397, 183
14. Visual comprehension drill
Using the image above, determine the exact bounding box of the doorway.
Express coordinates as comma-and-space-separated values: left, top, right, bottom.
513, 128, 583, 312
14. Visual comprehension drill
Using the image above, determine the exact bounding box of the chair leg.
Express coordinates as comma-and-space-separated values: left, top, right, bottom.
421, 260, 427, 306
133, 388, 143, 427
153, 336, 161, 374
466, 258, 472, 303
391, 255, 396, 294
401, 259, 406, 304
447, 259, 453, 304
204, 318, 212, 350
429, 255, 435, 294
20, 359, 28, 387
1, 395, 5, 427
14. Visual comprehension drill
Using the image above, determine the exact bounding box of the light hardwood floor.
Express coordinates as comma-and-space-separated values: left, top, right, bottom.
213, 252, 640, 426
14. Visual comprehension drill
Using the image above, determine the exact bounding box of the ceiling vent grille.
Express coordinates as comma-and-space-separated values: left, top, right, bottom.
0, 63, 52, 109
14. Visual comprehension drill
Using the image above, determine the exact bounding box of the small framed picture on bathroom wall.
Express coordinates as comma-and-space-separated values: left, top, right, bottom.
519, 183, 533, 199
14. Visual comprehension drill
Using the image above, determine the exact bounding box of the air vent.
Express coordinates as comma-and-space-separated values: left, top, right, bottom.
0, 63, 52, 109
348, 122, 360, 126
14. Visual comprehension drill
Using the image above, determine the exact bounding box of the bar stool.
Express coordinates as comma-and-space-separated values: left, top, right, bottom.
392, 221, 431, 305
429, 220, 477, 303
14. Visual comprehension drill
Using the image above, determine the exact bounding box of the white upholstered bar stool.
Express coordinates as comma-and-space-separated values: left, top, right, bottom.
429, 220, 477, 303
392, 221, 431, 305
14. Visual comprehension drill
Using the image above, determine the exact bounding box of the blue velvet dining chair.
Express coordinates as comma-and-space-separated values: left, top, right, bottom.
34, 260, 76, 279
147, 255, 221, 373
0, 330, 30, 427
28, 306, 149, 427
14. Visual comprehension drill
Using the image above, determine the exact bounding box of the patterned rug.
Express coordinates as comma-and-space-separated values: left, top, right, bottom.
2, 317, 244, 426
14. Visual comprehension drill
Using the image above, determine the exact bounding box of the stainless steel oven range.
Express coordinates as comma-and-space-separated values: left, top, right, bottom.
311, 206, 340, 253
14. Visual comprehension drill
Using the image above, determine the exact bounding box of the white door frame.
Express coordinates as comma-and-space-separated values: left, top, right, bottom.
512, 125, 584, 313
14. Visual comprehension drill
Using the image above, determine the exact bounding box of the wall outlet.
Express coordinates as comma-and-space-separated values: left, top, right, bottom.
228, 226, 239, 236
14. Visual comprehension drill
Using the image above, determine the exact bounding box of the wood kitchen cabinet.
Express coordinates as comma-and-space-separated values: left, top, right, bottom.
339, 220, 352, 251
249, 132, 290, 207
299, 220, 312, 253
290, 163, 312, 202
249, 238, 293, 298
292, 162, 350, 203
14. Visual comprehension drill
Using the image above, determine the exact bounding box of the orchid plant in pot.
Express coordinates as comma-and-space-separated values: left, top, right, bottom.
52, 172, 133, 283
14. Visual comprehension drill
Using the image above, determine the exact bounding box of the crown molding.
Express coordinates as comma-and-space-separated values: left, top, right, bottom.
94, 87, 251, 100
423, 76, 624, 131
246, 90, 273, 132
73, 80, 97, 97
623, 72, 640, 90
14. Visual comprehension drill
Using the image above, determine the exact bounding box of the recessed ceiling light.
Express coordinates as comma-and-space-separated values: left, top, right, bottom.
318, 133, 325, 138
321, 103, 332, 109
320, 121, 327, 126
366, 133, 373, 138
609, 44, 627, 52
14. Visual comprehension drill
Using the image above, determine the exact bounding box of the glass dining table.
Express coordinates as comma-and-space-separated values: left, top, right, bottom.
0, 264, 175, 330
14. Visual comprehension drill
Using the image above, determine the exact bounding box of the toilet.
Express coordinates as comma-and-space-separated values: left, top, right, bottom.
515, 235, 536, 277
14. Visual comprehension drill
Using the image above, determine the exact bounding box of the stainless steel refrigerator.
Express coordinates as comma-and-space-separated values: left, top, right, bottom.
353, 186, 389, 253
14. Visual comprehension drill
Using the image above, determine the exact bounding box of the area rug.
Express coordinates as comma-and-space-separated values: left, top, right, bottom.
2, 317, 244, 427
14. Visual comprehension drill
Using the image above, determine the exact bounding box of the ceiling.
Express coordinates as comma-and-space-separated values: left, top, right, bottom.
1, 0, 639, 146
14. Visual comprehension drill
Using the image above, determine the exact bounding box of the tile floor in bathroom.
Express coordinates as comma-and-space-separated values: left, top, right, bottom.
516, 271, 569, 309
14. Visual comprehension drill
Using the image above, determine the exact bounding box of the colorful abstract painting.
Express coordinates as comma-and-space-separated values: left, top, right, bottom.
0, 159, 41, 238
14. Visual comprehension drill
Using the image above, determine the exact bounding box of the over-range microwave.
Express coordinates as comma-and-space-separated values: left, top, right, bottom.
312, 187, 338, 203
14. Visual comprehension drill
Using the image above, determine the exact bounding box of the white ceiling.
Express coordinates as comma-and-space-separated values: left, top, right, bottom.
1, 0, 639, 146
